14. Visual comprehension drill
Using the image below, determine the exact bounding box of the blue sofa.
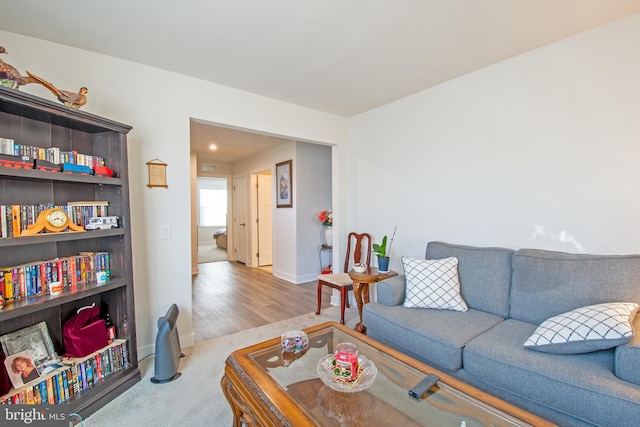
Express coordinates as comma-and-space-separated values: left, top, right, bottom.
363, 241, 640, 426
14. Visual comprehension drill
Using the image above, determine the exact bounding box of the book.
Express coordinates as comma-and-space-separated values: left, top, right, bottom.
38, 380, 47, 404
3, 269, 13, 300
11, 205, 20, 236
0, 205, 6, 237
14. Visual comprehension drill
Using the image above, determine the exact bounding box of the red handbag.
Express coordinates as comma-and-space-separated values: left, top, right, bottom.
63, 304, 108, 358
0, 351, 11, 395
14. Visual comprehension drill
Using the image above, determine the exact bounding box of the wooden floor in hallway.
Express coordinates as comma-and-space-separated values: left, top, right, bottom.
192, 261, 334, 342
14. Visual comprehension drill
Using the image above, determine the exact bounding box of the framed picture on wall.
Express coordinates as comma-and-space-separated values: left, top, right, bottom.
276, 160, 292, 208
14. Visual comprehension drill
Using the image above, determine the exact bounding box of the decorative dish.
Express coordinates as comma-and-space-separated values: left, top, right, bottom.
316, 354, 377, 393
352, 263, 367, 273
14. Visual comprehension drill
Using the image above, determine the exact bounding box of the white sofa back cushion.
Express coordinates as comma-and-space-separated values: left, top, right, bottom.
402, 256, 468, 312
524, 302, 639, 354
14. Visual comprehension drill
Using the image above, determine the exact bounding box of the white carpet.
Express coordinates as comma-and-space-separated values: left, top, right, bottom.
197, 242, 227, 264
83, 306, 357, 427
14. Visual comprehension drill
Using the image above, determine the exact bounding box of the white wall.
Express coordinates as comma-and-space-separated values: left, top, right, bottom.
234, 141, 296, 273
231, 141, 332, 282
0, 30, 347, 356
349, 13, 640, 275
296, 142, 332, 281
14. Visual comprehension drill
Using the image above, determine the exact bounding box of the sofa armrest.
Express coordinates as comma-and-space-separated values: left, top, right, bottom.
376, 275, 406, 306
614, 315, 640, 385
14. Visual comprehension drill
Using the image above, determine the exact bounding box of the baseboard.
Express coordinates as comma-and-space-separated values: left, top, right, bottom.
272, 269, 322, 284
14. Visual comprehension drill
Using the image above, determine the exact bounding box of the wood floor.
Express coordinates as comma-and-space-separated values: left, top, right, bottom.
192, 261, 334, 342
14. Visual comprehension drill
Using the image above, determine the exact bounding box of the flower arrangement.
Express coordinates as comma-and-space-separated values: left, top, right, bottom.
317, 210, 332, 227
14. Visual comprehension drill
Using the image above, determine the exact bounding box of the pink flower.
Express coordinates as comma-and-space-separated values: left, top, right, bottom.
317, 210, 332, 227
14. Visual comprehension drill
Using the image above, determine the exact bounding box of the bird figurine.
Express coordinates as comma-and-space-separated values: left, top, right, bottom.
0, 46, 32, 89
25, 70, 88, 108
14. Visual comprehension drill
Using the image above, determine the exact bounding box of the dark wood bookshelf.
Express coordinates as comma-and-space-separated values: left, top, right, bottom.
0, 86, 139, 417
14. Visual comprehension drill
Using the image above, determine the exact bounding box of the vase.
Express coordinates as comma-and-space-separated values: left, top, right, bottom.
377, 256, 390, 273
324, 227, 333, 246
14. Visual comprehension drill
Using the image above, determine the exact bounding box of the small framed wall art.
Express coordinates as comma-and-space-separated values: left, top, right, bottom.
147, 158, 168, 188
276, 160, 292, 208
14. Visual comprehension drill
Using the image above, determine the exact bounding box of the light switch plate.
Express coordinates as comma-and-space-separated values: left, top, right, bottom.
160, 224, 171, 239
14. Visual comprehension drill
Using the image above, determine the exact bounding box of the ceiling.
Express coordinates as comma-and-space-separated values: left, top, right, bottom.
2, 1, 639, 162
190, 119, 292, 163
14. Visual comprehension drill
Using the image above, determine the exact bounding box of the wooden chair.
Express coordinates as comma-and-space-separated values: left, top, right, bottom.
316, 232, 372, 324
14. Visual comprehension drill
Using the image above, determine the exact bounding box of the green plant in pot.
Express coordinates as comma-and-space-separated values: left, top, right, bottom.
373, 227, 396, 273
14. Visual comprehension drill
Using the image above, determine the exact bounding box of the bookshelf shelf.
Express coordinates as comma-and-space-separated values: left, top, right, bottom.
0, 279, 127, 322
0, 229, 124, 247
0, 167, 123, 185
0, 86, 139, 416
65, 367, 141, 415
0, 339, 136, 414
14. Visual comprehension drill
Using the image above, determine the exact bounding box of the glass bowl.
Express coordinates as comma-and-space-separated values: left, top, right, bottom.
281, 330, 309, 353
316, 354, 377, 393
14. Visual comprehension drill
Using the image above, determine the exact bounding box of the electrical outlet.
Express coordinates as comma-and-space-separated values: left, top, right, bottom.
160, 224, 171, 239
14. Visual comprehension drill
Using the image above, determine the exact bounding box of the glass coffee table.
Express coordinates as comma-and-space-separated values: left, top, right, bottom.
221, 322, 555, 427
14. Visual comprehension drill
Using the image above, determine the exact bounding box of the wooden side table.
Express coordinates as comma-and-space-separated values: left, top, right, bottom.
348, 267, 397, 334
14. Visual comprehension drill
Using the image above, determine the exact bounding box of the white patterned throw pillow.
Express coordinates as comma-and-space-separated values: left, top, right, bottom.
524, 302, 639, 354
402, 256, 468, 312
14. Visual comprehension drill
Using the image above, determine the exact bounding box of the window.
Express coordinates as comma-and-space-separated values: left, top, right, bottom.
197, 178, 227, 227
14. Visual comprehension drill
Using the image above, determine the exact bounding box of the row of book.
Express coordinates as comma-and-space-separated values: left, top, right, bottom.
1, 252, 110, 301
0, 137, 105, 168
0, 340, 130, 405
0, 201, 110, 238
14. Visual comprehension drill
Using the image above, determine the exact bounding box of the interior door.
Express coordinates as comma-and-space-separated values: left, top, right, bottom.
233, 174, 248, 263
257, 173, 273, 266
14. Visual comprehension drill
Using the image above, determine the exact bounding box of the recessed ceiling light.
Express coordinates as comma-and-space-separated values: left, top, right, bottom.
209, 144, 217, 150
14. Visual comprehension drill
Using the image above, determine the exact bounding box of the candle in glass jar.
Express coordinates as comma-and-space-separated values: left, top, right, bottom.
334, 342, 359, 382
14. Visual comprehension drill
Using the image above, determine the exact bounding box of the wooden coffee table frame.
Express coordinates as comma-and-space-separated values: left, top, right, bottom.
221, 322, 555, 427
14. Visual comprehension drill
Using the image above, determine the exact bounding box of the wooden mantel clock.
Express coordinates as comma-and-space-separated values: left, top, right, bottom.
21, 208, 85, 236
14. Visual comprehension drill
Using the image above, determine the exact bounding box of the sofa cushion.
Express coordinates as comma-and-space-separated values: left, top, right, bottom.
376, 275, 406, 306
463, 319, 640, 426
425, 242, 514, 317
363, 302, 503, 372
615, 314, 640, 386
524, 302, 639, 354
402, 256, 468, 312
510, 249, 640, 325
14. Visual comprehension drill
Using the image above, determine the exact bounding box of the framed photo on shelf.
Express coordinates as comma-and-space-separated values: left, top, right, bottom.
4, 350, 41, 388
0, 321, 60, 374
276, 159, 292, 208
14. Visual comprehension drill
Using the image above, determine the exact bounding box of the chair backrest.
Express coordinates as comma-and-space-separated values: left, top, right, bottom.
343, 232, 372, 273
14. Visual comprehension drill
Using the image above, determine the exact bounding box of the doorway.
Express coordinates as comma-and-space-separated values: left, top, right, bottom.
232, 173, 248, 264
256, 170, 273, 268
197, 177, 228, 264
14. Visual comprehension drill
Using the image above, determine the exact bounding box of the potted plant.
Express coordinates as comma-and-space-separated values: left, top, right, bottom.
373, 227, 396, 273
